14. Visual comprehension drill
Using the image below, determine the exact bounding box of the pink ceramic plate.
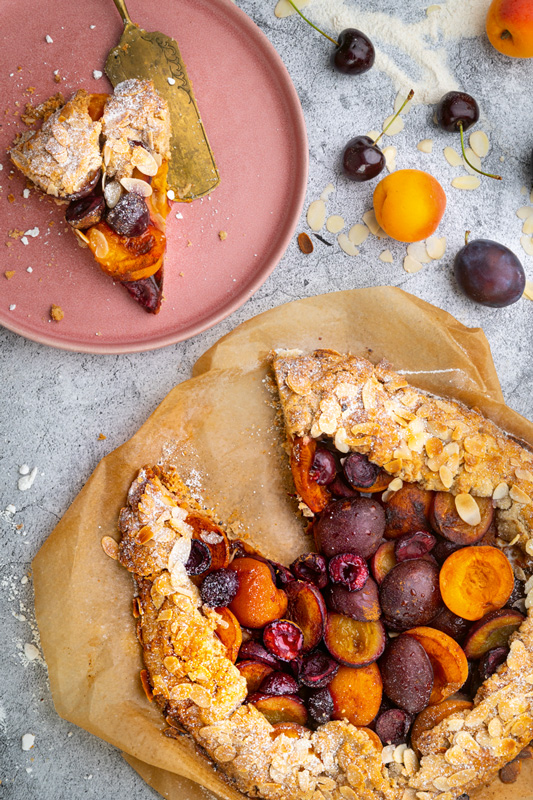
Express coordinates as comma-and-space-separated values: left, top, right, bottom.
0, 0, 307, 353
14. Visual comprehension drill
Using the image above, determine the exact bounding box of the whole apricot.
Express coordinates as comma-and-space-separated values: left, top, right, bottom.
373, 169, 446, 243
486, 0, 533, 58
229, 557, 288, 629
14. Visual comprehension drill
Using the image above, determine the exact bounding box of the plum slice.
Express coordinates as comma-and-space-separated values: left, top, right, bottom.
314, 496, 385, 559
463, 608, 525, 660
429, 606, 471, 643
238, 641, 282, 670
237, 660, 274, 693
384, 485, 434, 539
371, 541, 397, 585
380, 559, 443, 630
405, 626, 469, 704
324, 613, 386, 666
285, 580, 327, 653
395, 531, 436, 562
121, 267, 163, 314
258, 671, 299, 696
248, 694, 308, 726
430, 491, 494, 545
380, 635, 434, 714
325, 577, 381, 622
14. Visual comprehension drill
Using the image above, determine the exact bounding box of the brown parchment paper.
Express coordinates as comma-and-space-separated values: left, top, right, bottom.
32, 287, 533, 800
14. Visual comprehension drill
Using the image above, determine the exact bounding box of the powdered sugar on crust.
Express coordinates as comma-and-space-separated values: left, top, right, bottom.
102, 79, 170, 181
10, 89, 102, 198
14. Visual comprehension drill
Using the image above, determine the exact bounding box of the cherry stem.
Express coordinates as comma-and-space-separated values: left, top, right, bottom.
372, 90, 415, 147
458, 122, 502, 181
465, 230, 471, 246
285, 0, 339, 46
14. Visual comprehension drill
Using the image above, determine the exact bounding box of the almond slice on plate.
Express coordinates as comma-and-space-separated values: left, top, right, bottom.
407, 242, 431, 264
517, 206, 533, 220
382, 114, 404, 136
379, 249, 394, 263
520, 235, 533, 256
326, 215, 345, 234
274, 0, 310, 17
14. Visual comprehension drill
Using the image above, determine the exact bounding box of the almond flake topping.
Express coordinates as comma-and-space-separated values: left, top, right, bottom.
455, 493, 481, 526
510, 485, 532, 505
101, 535, 119, 559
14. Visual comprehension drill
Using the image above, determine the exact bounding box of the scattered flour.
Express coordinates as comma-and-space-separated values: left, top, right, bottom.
292, 0, 488, 104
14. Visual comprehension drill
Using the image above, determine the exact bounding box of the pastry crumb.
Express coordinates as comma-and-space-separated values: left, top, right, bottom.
50, 304, 64, 321
4, 270, 15, 279
8, 194, 15, 203
219, 230, 227, 241
98, 433, 107, 440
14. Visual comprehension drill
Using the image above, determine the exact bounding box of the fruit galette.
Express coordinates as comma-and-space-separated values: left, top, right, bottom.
108, 349, 533, 800
10, 79, 171, 313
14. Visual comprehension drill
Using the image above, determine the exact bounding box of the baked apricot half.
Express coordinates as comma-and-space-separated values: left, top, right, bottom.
405, 626, 469, 704
290, 437, 331, 513
439, 546, 514, 621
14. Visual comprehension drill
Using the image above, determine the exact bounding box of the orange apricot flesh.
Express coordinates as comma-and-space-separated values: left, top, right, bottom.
439, 546, 514, 621
405, 626, 469, 704
229, 558, 288, 629
329, 663, 383, 726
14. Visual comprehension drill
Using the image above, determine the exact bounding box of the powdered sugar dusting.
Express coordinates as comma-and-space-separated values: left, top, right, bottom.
301, 0, 487, 104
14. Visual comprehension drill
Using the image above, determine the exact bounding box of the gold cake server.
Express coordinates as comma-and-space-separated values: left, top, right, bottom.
105, 0, 219, 200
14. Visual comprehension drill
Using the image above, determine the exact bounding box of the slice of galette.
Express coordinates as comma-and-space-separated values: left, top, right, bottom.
10, 79, 171, 313
106, 351, 533, 800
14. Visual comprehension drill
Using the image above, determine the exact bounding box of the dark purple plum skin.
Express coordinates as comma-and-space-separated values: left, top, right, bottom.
380, 559, 443, 630
454, 239, 526, 308
380, 635, 434, 713
314, 497, 385, 559
325, 577, 381, 622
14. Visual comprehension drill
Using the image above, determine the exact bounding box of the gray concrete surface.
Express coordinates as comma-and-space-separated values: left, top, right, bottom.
1, 1, 533, 798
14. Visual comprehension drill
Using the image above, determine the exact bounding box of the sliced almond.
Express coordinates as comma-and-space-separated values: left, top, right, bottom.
426, 236, 447, 260
510, 484, 532, 505
521, 185, 529, 196
523, 279, 533, 301
455, 493, 481, 526
366, 130, 380, 142
101, 536, 119, 559
89, 227, 109, 259
379, 249, 394, 263
444, 146, 463, 167
439, 465, 454, 489
404, 255, 424, 273
320, 182, 335, 201
469, 130, 490, 159
493, 481, 509, 500
516, 206, 533, 220
131, 146, 159, 176
104, 180, 122, 209
520, 235, 533, 256
362, 209, 381, 236
348, 223, 369, 246
120, 177, 153, 197
452, 175, 481, 191
426, 4, 441, 13
417, 139, 433, 154
326, 214, 345, 234
274, 0, 309, 17
307, 199, 326, 232
73, 229, 89, 246
394, 91, 413, 114
463, 148, 482, 176
523, 216, 533, 236
338, 233, 359, 256
383, 145, 397, 172
407, 242, 431, 263
382, 114, 404, 136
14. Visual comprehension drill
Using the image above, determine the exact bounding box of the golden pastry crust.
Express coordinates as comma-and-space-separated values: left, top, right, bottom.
10, 89, 102, 198
114, 350, 533, 800
102, 79, 170, 181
